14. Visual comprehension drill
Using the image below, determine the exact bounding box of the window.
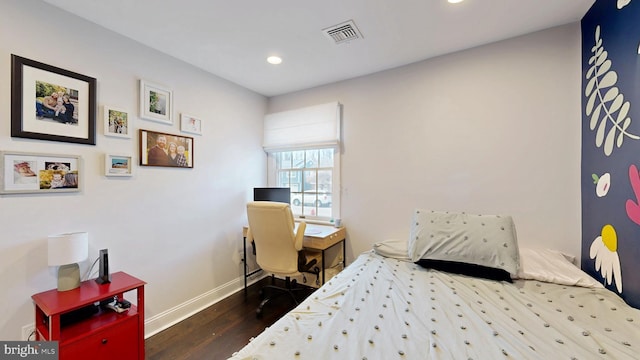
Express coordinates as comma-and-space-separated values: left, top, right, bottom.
268, 148, 339, 221
263, 102, 341, 222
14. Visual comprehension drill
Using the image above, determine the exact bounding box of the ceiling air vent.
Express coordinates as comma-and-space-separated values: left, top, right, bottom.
323, 20, 363, 44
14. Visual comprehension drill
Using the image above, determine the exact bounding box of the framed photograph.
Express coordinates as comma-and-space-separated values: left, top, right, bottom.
180, 114, 203, 135
103, 105, 131, 138
140, 79, 173, 124
0, 151, 81, 194
105, 154, 133, 177
139, 129, 193, 168
11, 54, 96, 145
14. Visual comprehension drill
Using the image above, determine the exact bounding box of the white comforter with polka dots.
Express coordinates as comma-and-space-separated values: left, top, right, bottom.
230, 251, 640, 359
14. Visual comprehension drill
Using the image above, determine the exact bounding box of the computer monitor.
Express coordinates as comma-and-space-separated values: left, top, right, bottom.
253, 187, 291, 204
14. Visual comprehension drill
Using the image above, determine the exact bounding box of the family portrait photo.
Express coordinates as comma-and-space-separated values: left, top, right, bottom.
1, 151, 80, 194
35, 81, 78, 125
139, 129, 193, 168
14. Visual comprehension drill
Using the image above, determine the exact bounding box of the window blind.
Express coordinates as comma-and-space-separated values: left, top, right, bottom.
263, 101, 341, 152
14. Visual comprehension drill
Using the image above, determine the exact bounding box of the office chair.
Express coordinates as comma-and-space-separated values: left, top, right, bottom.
246, 201, 320, 317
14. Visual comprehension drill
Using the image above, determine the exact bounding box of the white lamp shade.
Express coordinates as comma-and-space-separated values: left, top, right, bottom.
48, 232, 89, 266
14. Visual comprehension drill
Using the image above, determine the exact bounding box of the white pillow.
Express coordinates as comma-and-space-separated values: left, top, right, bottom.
515, 248, 603, 288
373, 239, 410, 260
408, 209, 520, 275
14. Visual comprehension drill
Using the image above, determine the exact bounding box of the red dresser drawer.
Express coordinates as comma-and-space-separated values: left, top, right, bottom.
61, 315, 139, 360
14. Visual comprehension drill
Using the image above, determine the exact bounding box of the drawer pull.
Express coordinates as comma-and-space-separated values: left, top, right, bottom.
101, 338, 108, 344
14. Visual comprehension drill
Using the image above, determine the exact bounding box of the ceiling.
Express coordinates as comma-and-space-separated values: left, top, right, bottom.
42, 0, 594, 97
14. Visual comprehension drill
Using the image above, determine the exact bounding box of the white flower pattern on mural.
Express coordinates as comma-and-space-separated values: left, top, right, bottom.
590, 224, 623, 293
585, 25, 639, 156
617, 0, 631, 9
593, 172, 611, 197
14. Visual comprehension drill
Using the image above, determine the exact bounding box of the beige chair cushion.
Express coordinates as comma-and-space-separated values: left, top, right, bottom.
246, 201, 306, 276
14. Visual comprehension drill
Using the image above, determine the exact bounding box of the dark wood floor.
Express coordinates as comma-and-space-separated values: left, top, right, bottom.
145, 277, 315, 360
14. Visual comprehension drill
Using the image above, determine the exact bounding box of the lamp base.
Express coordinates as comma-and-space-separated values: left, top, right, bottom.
57, 263, 81, 291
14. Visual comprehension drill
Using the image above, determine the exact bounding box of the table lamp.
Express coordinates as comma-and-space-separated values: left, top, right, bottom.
48, 232, 89, 291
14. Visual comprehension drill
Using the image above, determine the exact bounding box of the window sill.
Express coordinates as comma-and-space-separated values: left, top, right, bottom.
295, 218, 333, 226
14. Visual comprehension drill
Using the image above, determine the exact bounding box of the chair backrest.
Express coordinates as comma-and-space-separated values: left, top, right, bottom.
246, 201, 306, 275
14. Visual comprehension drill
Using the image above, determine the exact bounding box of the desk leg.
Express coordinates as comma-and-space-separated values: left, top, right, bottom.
321, 249, 326, 285
342, 239, 346, 268
243, 236, 248, 296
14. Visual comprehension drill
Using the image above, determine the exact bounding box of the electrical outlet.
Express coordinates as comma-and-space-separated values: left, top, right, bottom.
22, 323, 35, 341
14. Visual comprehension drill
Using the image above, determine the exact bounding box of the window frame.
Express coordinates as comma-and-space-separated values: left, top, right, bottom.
267, 147, 340, 223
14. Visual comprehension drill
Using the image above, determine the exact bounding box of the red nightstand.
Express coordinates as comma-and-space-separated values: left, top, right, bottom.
32, 271, 146, 359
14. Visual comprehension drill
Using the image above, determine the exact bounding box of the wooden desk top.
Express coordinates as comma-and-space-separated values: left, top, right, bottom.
243, 224, 346, 251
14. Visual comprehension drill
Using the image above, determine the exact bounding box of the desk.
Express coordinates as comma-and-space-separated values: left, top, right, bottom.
242, 224, 346, 293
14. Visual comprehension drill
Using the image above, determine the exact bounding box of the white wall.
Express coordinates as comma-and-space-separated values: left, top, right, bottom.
0, 0, 583, 342
0, 0, 266, 340
269, 24, 582, 261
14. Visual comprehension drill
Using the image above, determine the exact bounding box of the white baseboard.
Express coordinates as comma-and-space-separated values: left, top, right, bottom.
144, 273, 264, 338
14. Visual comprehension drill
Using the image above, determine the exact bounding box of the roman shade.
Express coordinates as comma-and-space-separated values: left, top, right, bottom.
263, 101, 341, 152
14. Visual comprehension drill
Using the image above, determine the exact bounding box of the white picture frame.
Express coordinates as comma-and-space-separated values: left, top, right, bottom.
180, 114, 203, 135
103, 105, 132, 138
1, 151, 81, 194
104, 154, 134, 177
140, 79, 173, 125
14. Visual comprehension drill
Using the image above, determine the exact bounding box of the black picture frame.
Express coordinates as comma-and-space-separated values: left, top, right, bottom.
11, 54, 97, 145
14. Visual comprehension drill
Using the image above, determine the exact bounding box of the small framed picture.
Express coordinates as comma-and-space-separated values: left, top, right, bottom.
180, 114, 202, 135
105, 154, 133, 177
1, 151, 81, 194
139, 129, 193, 168
103, 105, 131, 138
140, 79, 173, 125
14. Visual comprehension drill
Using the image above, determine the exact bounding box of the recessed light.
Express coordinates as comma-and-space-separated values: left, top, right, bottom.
267, 56, 282, 65
448, 0, 464, 3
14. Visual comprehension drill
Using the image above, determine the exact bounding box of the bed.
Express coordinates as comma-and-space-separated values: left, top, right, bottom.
230, 210, 640, 359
